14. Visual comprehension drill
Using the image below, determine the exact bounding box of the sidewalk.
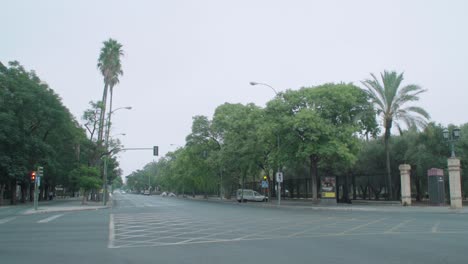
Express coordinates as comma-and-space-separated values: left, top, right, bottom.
0, 196, 112, 215
185, 195, 468, 214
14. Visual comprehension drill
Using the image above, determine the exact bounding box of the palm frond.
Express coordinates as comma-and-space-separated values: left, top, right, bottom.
402, 106, 430, 119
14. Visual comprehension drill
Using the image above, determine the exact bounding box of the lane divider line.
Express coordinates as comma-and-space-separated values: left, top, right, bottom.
0, 217, 16, 224
37, 214, 64, 223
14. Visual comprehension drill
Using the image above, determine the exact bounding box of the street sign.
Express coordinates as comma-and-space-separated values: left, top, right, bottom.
276, 172, 283, 183
261, 180, 269, 188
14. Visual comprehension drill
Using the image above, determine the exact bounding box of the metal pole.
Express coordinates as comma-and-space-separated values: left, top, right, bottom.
277, 133, 281, 206
103, 156, 108, 205
278, 182, 281, 206
103, 110, 111, 206
34, 179, 38, 210
450, 141, 455, 158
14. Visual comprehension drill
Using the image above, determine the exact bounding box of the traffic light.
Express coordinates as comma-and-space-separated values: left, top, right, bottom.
31, 171, 36, 182
37, 166, 44, 177
153, 146, 159, 156
263, 176, 268, 180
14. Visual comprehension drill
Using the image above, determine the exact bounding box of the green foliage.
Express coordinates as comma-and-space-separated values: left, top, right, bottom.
0, 61, 91, 203
362, 71, 430, 199
69, 165, 101, 192
96, 39, 124, 144
128, 83, 379, 199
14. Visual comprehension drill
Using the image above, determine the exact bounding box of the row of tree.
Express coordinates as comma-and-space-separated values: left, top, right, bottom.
126, 75, 462, 201
0, 38, 125, 205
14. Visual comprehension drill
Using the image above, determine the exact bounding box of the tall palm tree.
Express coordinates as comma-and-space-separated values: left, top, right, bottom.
97, 39, 124, 145
362, 71, 429, 200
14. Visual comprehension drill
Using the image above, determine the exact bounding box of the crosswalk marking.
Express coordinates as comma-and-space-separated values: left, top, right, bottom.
38, 214, 64, 223
339, 217, 387, 234
431, 221, 440, 233
384, 219, 414, 233
0, 217, 16, 224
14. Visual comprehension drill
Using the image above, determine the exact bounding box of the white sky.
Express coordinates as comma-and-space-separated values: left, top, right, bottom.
2, 0, 468, 177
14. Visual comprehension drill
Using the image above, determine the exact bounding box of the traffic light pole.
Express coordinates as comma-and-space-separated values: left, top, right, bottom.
34, 167, 43, 210
34, 178, 38, 210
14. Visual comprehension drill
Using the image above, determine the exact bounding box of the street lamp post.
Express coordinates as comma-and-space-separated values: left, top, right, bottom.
250, 81, 281, 205
443, 126, 462, 209
443, 127, 461, 157
103, 106, 132, 206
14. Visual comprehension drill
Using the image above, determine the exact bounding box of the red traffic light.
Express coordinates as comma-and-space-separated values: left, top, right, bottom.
31, 171, 36, 181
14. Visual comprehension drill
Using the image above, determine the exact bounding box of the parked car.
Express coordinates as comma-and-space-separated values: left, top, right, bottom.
143, 190, 150, 195
236, 189, 268, 202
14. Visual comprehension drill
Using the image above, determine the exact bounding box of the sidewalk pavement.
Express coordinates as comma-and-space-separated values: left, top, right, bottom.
185, 195, 468, 214
0, 196, 112, 215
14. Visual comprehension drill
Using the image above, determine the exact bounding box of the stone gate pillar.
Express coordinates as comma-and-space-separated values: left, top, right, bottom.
399, 164, 411, 206
448, 158, 462, 209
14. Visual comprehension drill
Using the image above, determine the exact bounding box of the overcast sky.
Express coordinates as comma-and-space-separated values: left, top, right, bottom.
2, 0, 468, 177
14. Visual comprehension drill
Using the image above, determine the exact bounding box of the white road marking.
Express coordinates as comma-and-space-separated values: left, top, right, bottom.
108, 214, 115, 248
0, 217, 16, 224
431, 221, 440, 233
37, 214, 64, 223
339, 218, 387, 234
384, 219, 413, 233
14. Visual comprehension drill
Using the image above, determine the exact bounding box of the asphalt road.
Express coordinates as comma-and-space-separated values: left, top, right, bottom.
1, 193, 467, 264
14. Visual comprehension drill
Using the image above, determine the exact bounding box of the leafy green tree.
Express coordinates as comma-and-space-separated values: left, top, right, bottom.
266, 83, 377, 200
212, 103, 266, 198
0, 61, 88, 204
362, 71, 430, 199
69, 165, 101, 204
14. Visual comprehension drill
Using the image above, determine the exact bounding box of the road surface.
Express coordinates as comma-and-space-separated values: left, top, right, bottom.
1, 192, 467, 264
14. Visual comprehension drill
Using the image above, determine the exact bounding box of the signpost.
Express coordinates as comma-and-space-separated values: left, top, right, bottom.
276, 172, 283, 205
34, 166, 44, 210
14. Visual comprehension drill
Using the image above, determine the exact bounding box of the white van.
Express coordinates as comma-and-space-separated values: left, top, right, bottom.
236, 189, 268, 202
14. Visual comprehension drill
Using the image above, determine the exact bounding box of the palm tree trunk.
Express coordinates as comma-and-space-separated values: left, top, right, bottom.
98, 83, 108, 145
105, 86, 114, 147
384, 121, 393, 200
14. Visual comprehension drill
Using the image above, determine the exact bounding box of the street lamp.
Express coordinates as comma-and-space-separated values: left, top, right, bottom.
250, 81, 279, 95
250, 81, 281, 205
443, 127, 461, 157
103, 106, 132, 206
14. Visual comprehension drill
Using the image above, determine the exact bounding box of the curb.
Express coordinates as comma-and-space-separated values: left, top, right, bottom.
183, 196, 468, 214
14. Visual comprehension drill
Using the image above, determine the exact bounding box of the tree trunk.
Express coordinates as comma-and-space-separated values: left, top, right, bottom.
20, 183, 26, 203
310, 155, 318, 200
97, 84, 109, 145
10, 179, 16, 205
344, 174, 350, 203
384, 119, 394, 200
352, 174, 357, 200
359, 185, 367, 200
81, 189, 87, 205
0, 184, 5, 206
